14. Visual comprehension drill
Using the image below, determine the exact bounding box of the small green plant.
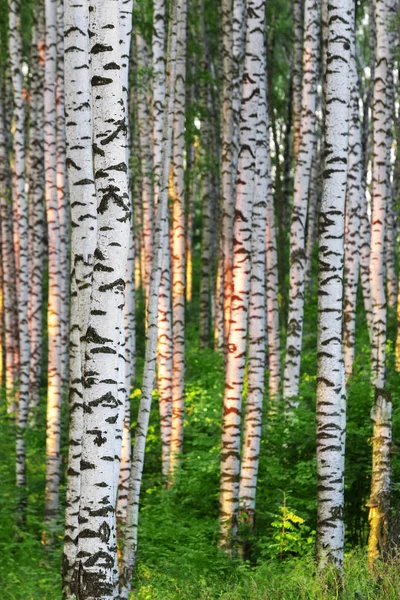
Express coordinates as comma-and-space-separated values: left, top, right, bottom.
258, 492, 315, 561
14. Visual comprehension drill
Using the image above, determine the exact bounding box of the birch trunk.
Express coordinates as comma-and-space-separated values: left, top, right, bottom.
9, 0, 31, 516
239, 22, 268, 530
73, 0, 131, 595
44, 0, 63, 524
28, 7, 45, 421
117, 0, 134, 522
0, 90, 18, 413
219, 0, 261, 551
343, 27, 362, 381
283, 0, 320, 407
367, 0, 396, 566
220, 0, 234, 348
169, 0, 187, 479
315, 0, 351, 570
63, 0, 97, 592
120, 2, 179, 592
56, 0, 70, 390
136, 31, 154, 299
292, 0, 303, 163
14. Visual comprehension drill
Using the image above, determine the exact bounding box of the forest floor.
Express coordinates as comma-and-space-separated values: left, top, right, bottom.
1, 284, 400, 599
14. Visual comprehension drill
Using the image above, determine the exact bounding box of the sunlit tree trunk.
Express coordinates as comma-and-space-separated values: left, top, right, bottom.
315, 0, 351, 571
120, 2, 179, 592
283, 0, 320, 408
44, 0, 63, 526
9, 0, 31, 518
343, 26, 362, 381
28, 7, 45, 422
62, 0, 97, 592
0, 90, 18, 413
169, 0, 187, 479
219, 0, 261, 552
367, 0, 396, 567
239, 21, 268, 530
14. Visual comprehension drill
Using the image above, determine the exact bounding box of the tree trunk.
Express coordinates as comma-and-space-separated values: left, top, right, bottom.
283, 0, 320, 408
63, 1, 97, 593
28, 7, 45, 422
9, 0, 31, 519
292, 0, 303, 163
169, 0, 187, 479
219, 0, 262, 552
343, 26, 362, 381
239, 20, 268, 532
367, 0, 396, 567
315, 0, 351, 571
119, 2, 179, 593
44, 0, 63, 526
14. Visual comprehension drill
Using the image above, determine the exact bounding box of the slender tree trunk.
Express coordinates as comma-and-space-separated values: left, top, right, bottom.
169, 0, 187, 479
0, 89, 18, 413
56, 0, 69, 391
220, 0, 234, 348
367, 0, 396, 567
239, 21, 268, 531
120, 2, 179, 592
62, 0, 97, 593
28, 7, 45, 422
136, 31, 154, 300
292, 0, 303, 164
343, 26, 362, 381
315, 0, 350, 571
117, 0, 134, 522
44, 0, 63, 525
219, 0, 262, 552
9, 0, 31, 519
283, 0, 320, 408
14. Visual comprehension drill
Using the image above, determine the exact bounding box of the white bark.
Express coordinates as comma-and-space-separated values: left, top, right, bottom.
169, 0, 187, 479
28, 8, 46, 421
219, 0, 262, 551
343, 29, 362, 381
73, 0, 131, 595
120, 2, 179, 593
315, 0, 351, 570
283, 0, 320, 407
239, 23, 268, 528
44, 0, 63, 523
8, 0, 30, 507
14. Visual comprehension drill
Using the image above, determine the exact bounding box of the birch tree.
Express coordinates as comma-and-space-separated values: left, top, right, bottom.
219, 0, 261, 551
343, 22, 362, 381
120, 2, 179, 592
28, 8, 45, 420
9, 0, 31, 517
292, 0, 303, 163
283, 0, 320, 407
63, 0, 97, 591
69, 0, 131, 594
367, 0, 396, 567
169, 0, 187, 478
44, 0, 63, 524
315, 0, 351, 570
239, 17, 268, 530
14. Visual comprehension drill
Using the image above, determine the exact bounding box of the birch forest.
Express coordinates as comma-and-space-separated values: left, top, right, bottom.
1, 0, 400, 597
